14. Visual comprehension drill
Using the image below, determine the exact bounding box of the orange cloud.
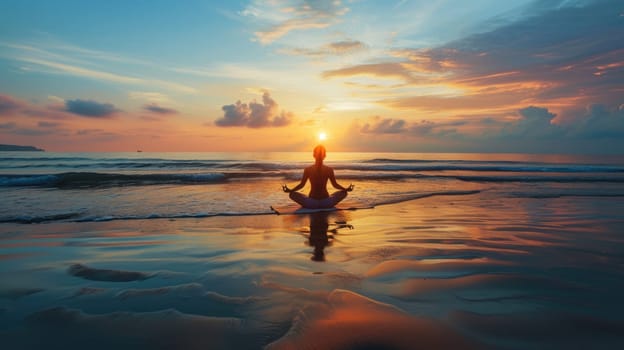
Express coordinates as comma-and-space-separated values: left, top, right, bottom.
245, 0, 350, 44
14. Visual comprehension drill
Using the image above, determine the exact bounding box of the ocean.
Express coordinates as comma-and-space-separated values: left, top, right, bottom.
2, 151, 624, 348
2, 151, 623, 223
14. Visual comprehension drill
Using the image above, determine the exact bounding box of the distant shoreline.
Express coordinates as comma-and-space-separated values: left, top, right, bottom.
0, 144, 45, 152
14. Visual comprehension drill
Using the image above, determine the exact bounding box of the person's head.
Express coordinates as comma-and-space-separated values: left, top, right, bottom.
313, 145, 326, 162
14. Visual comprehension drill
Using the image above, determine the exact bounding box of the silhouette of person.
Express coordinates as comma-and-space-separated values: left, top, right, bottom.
309, 212, 332, 261
282, 145, 354, 209
307, 211, 353, 261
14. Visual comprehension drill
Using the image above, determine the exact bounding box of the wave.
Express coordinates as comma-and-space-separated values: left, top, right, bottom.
2, 160, 238, 170
0, 212, 85, 224
337, 163, 624, 173
372, 190, 481, 206
0, 190, 485, 224
0, 156, 95, 161
365, 158, 520, 164
6, 162, 624, 173
512, 192, 624, 199
450, 175, 624, 183
0, 156, 233, 162
2, 170, 623, 188
0, 210, 278, 224
289, 172, 624, 183
4, 156, 623, 174
0, 172, 228, 188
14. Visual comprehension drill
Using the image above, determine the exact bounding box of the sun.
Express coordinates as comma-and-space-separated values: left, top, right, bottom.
318, 132, 327, 141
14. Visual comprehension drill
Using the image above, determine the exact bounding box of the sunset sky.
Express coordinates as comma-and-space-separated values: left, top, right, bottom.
1, 0, 623, 153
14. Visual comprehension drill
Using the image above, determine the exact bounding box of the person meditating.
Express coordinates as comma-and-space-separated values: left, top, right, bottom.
282, 145, 354, 209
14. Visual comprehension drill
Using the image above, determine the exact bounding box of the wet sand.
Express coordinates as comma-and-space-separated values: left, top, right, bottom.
1, 192, 624, 349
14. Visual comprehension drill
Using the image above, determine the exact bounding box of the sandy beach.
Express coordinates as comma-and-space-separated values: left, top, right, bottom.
2, 191, 623, 349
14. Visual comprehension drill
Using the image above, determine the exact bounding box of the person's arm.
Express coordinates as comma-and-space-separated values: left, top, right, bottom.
329, 168, 354, 192
283, 169, 309, 192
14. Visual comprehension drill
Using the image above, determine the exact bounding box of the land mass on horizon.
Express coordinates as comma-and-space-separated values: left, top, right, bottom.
0, 144, 45, 152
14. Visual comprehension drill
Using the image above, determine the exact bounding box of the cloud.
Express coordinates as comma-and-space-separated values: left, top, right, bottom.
256, 18, 330, 44
0, 93, 68, 120
64, 99, 119, 118
357, 114, 454, 138
0, 93, 66, 120
75, 129, 119, 139
129, 91, 171, 104
12, 127, 59, 136
459, 105, 619, 143
76, 129, 100, 135
38, 121, 62, 128
361, 116, 408, 134
409, 120, 438, 136
0, 122, 16, 129
502, 106, 561, 139
0, 94, 25, 115
2, 41, 197, 94
21, 57, 143, 85
322, 62, 412, 81
346, 101, 624, 153
323, 0, 624, 115
215, 92, 294, 128
357, 115, 469, 137
244, 0, 350, 44
143, 104, 178, 115
570, 104, 624, 139
328, 40, 366, 53
281, 40, 367, 57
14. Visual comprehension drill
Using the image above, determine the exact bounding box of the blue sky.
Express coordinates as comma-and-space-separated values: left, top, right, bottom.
1, 0, 623, 153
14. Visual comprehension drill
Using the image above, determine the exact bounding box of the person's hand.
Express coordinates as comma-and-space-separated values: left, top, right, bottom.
282, 185, 291, 193
347, 184, 355, 192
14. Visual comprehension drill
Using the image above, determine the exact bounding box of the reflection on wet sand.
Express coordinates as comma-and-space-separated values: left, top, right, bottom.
306, 212, 353, 262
